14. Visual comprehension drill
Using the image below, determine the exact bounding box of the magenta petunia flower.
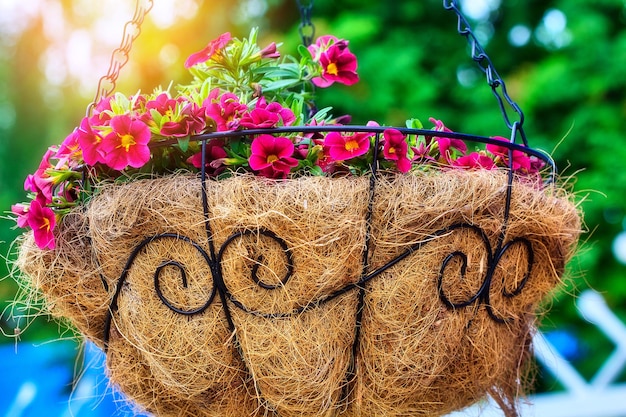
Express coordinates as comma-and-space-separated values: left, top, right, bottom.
27, 198, 56, 250
324, 131, 371, 161
77, 116, 105, 166
185, 32, 232, 68
258, 42, 280, 59
486, 136, 532, 172
203, 90, 247, 131
249, 135, 298, 178
312, 42, 359, 88
383, 128, 412, 173
240, 97, 296, 129
161, 102, 207, 137
453, 152, 497, 170
307, 35, 340, 61
11, 203, 29, 228
187, 139, 229, 176
146, 93, 179, 117
428, 117, 467, 162
56, 129, 81, 162
100, 115, 151, 170
411, 142, 436, 164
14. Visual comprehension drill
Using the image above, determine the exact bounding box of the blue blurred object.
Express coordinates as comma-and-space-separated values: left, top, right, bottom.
0, 339, 142, 417
544, 328, 584, 362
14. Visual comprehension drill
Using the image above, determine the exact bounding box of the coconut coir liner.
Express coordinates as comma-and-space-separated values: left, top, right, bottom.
17, 170, 580, 416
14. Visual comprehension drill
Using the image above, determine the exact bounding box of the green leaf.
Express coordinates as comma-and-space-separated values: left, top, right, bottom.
298, 44, 313, 61
406, 118, 423, 129
262, 79, 300, 92
177, 136, 190, 152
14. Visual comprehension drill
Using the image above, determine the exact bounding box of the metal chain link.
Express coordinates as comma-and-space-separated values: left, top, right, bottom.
443, 0, 527, 145
86, 0, 154, 116
296, 0, 315, 47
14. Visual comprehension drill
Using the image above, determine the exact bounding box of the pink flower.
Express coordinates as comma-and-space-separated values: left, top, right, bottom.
146, 93, 179, 116
27, 199, 56, 250
240, 97, 296, 129
453, 152, 497, 170
324, 131, 371, 161
203, 90, 247, 131
249, 135, 298, 178
187, 139, 228, 176
383, 129, 412, 173
486, 136, 531, 172
312, 41, 359, 88
185, 32, 231, 68
411, 142, 436, 164
529, 155, 546, 173
11, 203, 29, 228
24, 149, 56, 204
77, 116, 105, 166
428, 118, 467, 162
90, 96, 113, 125
100, 115, 151, 170
258, 42, 280, 59
307, 35, 340, 61
160, 102, 207, 137
56, 129, 81, 163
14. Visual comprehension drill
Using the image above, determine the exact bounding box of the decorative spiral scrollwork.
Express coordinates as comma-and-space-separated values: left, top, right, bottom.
102, 127, 541, 361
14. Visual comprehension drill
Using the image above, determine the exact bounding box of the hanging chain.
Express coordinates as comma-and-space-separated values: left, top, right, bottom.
443, 0, 527, 144
296, 0, 315, 47
86, 0, 154, 116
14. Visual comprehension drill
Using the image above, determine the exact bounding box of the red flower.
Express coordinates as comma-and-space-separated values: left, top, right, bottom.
249, 135, 298, 178
383, 129, 412, 173
486, 136, 532, 172
27, 198, 56, 250
312, 41, 359, 88
185, 32, 232, 68
453, 152, 497, 170
324, 131, 371, 161
100, 115, 151, 170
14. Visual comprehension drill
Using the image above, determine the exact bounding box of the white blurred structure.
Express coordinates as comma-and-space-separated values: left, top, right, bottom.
449, 289, 626, 417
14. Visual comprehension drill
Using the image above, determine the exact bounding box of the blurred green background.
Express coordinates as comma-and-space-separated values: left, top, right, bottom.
1, 0, 625, 400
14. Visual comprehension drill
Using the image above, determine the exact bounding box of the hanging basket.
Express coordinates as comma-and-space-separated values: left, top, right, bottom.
17, 127, 580, 417
11, 1, 581, 416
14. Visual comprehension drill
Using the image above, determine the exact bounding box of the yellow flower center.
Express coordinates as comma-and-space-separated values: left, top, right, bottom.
388, 147, 396, 154
345, 140, 359, 152
40, 217, 51, 232
120, 134, 136, 152
326, 62, 339, 76
267, 154, 279, 164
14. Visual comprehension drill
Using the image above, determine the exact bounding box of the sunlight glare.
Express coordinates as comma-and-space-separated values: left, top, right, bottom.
151, 0, 199, 29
